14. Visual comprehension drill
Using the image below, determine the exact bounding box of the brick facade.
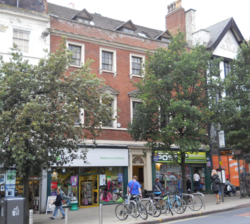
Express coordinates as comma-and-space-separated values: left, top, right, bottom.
50, 17, 168, 142
0, 0, 47, 13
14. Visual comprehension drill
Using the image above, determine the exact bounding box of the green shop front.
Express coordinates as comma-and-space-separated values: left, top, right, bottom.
152, 150, 212, 193
47, 146, 128, 208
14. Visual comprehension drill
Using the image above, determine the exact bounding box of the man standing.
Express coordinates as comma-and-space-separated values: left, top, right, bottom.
193, 171, 200, 192
50, 188, 65, 220
127, 176, 142, 198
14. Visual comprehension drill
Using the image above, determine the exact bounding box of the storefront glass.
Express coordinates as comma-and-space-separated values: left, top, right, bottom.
99, 167, 123, 203
50, 167, 78, 197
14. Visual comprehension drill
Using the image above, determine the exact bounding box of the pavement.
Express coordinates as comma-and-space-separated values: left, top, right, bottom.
34, 193, 250, 224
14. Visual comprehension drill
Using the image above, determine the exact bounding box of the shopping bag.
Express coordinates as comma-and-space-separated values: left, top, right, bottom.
116, 197, 123, 203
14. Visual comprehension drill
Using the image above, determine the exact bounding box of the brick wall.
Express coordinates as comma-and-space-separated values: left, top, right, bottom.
165, 7, 186, 35
50, 18, 168, 141
0, 0, 47, 13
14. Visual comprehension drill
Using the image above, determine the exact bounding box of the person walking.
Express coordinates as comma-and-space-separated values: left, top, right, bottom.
127, 176, 142, 198
211, 169, 220, 204
50, 188, 65, 220
153, 178, 163, 196
193, 171, 200, 192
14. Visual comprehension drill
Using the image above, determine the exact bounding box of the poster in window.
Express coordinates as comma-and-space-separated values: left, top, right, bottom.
99, 174, 106, 186
71, 176, 78, 187
51, 182, 57, 189
118, 173, 123, 182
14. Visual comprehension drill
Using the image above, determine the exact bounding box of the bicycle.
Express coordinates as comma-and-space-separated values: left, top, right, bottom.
185, 192, 204, 211
115, 195, 148, 220
144, 193, 162, 217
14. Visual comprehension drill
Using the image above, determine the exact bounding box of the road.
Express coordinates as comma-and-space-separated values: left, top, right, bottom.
168, 206, 250, 224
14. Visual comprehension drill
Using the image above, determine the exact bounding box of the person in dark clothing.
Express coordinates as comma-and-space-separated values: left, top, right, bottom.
50, 188, 65, 220
186, 177, 191, 191
153, 178, 163, 196
211, 169, 220, 204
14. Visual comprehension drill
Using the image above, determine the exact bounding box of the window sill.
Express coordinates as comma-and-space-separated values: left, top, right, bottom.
99, 69, 117, 77
74, 125, 127, 131
129, 74, 144, 79
69, 64, 82, 68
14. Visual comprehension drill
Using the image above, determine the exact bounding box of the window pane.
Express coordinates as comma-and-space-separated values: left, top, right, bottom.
102, 51, 113, 71
68, 44, 81, 66
132, 56, 142, 75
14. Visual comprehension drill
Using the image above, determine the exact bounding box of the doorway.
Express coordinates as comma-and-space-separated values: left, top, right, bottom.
133, 166, 144, 190
193, 167, 206, 192
79, 175, 99, 207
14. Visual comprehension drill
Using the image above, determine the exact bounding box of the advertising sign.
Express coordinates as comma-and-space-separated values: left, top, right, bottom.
71, 176, 78, 187
0, 173, 5, 185
99, 174, 106, 186
229, 156, 240, 186
219, 130, 225, 148
5, 169, 16, 197
118, 173, 123, 182
157, 151, 206, 163
51, 182, 57, 189
56, 148, 128, 167
46, 196, 56, 214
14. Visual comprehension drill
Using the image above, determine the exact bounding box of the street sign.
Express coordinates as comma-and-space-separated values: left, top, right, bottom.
219, 130, 225, 148
219, 161, 223, 166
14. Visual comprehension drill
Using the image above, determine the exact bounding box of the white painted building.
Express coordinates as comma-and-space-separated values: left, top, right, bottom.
0, 4, 50, 214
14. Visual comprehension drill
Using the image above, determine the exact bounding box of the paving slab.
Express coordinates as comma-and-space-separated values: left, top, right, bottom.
33, 193, 250, 224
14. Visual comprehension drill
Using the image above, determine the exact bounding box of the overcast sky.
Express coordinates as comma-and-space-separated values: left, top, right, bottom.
48, 0, 250, 39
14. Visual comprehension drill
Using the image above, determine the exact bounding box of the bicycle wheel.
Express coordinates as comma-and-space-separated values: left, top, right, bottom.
115, 204, 128, 220
187, 195, 203, 211
161, 201, 167, 214
148, 201, 162, 217
129, 203, 139, 218
139, 204, 148, 220
145, 201, 152, 216
173, 199, 186, 214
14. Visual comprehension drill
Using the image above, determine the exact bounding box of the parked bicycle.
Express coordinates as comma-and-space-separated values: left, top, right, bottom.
115, 195, 148, 221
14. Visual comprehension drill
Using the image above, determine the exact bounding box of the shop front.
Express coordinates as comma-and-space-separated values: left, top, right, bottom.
47, 146, 128, 208
152, 151, 211, 193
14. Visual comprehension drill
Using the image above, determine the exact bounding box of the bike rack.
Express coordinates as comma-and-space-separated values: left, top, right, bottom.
193, 192, 205, 210
181, 193, 194, 210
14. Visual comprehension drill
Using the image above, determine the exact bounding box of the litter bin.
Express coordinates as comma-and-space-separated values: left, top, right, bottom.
0, 197, 25, 224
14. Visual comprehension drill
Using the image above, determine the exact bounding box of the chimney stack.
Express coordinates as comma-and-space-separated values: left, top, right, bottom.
166, 0, 186, 34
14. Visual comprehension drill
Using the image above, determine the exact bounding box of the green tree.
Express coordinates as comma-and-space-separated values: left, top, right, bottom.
128, 32, 220, 192
0, 38, 112, 220
218, 42, 250, 154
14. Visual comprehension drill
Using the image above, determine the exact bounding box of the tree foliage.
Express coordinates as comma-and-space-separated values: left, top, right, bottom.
0, 38, 112, 217
128, 32, 220, 191
219, 42, 250, 154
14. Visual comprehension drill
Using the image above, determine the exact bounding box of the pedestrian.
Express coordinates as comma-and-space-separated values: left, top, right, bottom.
127, 176, 142, 198
211, 169, 220, 204
186, 177, 191, 191
153, 178, 163, 196
177, 174, 183, 194
193, 171, 200, 192
50, 188, 65, 220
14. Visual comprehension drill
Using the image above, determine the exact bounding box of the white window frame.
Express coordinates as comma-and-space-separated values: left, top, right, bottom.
101, 95, 117, 129
12, 26, 32, 55
99, 47, 117, 77
66, 41, 85, 68
130, 97, 141, 122
130, 53, 145, 79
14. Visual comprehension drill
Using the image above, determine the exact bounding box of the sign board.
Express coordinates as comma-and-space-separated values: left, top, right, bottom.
219, 161, 223, 166
118, 173, 123, 182
56, 148, 128, 167
99, 174, 106, 186
0, 173, 5, 185
46, 196, 56, 214
157, 151, 207, 163
153, 153, 159, 162
207, 161, 211, 167
5, 169, 16, 197
219, 130, 225, 148
220, 150, 232, 155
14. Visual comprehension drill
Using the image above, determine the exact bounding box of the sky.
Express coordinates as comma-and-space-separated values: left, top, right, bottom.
48, 0, 250, 39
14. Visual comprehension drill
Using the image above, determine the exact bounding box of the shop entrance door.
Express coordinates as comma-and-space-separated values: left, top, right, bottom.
79, 175, 99, 207
29, 179, 40, 214
193, 167, 206, 192
133, 166, 144, 191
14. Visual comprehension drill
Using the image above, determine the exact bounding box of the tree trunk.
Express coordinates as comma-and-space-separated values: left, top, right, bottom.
23, 172, 30, 223
180, 152, 187, 194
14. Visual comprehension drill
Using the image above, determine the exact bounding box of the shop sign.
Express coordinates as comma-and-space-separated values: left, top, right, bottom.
219, 130, 225, 148
56, 148, 129, 167
157, 151, 207, 163
46, 196, 56, 214
153, 153, 159, 162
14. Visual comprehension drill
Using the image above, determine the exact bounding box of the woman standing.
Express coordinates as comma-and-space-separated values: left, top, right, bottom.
153, 178, 163, 196
211, 169, 220, 204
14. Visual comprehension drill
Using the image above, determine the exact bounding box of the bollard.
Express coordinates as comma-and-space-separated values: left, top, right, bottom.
99, 204, 103, 224
65, 208, 69, 224
29, 209, 33, 224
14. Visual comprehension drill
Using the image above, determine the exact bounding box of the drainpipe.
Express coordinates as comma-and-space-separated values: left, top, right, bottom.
17, 0, 19, 7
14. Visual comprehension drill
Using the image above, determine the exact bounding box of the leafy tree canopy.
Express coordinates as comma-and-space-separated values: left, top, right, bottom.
128, 32, 221, 189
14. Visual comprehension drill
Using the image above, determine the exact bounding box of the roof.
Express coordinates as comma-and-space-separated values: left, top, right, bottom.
47, 3, 164, 40
204, 17, 245, 51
